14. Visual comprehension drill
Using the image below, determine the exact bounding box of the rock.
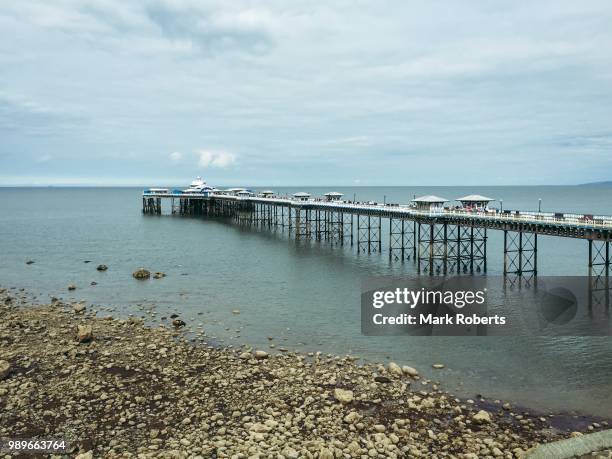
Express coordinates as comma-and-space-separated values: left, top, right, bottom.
96, 264, 108, 271
402, 366, 419, 377
333, 388, 354, 404
432, 363, 445, 369
388, 362, 403, 376
75, 452, 93, 459
232, 309, 240, 315
90, 281, 97, 286
373, 424, 386, 432
132, 268, 151, 280
67, 284, 76, 291
239, 352, 251, 360
153, 272, 166, 279
76, 325, 93, 343
319, 448, 334, 459
374, 375, 391, 383
343, 411, 361, 424
73, 303, 86, 313
172, 319, 186, 328
472, 410, 492, 424
26, 260, 35, 265
0, 360, 11, 380
253, 350, 268, 360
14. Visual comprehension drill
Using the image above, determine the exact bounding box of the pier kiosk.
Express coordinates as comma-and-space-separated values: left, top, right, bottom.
324, 192, 344, 202
411, 195, 448, 212
260, 190, 275, 197
293, 192, 311, 202
456, 195, 494, 210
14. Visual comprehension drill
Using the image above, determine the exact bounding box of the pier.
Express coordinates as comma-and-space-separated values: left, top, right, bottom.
142, 189, 612, 280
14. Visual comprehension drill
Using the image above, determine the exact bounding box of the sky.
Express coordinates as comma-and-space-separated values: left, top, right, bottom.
1, 0, 612, 187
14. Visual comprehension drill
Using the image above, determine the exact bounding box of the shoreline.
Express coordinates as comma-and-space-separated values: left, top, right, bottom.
1, 286, 610, 457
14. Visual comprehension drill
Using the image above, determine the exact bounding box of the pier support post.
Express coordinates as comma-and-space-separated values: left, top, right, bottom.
589, 239, 610, 278
417, 221, 449, 274
588, 239, 610, 309
503, 230, 537, 276
357, 214, 381, 253
343, 212, 353, 246
389, 218, 415, 261
452, 225, 487, 274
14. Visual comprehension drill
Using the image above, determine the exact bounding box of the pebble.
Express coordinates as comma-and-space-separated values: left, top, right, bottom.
76, 324, 93, 343
333, 388, 354, 404
0, 360, 11, 380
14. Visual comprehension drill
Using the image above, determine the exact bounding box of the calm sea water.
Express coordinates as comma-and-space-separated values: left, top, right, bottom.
1, 185, 611, 417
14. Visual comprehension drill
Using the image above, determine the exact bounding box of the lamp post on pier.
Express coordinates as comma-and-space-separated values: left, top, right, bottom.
538, 198, 542, 213
500, 199, 503, 212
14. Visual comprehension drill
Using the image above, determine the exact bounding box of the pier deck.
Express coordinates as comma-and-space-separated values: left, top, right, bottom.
141, 191, 611, 279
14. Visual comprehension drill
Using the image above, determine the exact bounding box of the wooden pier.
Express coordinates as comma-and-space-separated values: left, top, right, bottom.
142, 191, 612, 281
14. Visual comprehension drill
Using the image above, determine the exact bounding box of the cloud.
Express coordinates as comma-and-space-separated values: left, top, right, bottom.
197, 150, 236, 168
144, 2, 274, 55
1, 1, 612, 185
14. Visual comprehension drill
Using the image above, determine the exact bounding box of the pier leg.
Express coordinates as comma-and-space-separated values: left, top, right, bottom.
341, 212, 353, 246
503, 230, 537, 276
389, 218, 415, 261
417, 222, 449, 275
588, 239, 610, 309
357, 215, 380, 253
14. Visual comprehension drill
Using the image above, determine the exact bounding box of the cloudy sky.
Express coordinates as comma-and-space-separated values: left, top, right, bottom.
1, 1, 611, 186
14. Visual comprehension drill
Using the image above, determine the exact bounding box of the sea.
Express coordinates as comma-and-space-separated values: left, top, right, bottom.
1, 185, 611, 418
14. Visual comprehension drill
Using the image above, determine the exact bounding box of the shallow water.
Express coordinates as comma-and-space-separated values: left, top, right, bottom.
0, 185, 611, 417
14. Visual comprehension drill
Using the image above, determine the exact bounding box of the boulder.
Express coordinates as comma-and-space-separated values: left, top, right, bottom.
253, 350, 268, 360
96, 264, 108, 271
153, 272, 166, 279
72, 303, 86, 314
0, 360, 11, 380
402, 366, 419, 377
68, 284, 76, 291
388, 362, 403, 376
333, 388, 354, 404
172, 319, 186, 328
76, 324, 93, 343
472, 410, 492, 424
26, 260, 35, 265
132, 268, 151, 280
374, 375, 391, 383
432, 363, 445, 369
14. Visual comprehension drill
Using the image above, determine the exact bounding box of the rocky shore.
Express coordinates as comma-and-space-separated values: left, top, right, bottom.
0, 287, 608, 458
